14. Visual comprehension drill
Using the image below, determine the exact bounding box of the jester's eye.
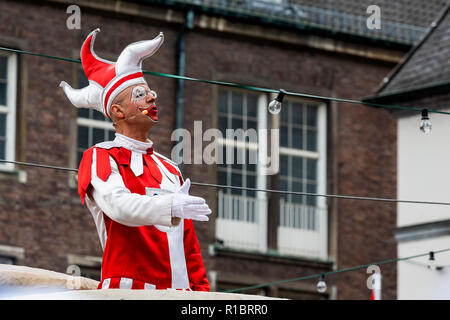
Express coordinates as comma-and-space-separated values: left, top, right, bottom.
131, 86, 148, 101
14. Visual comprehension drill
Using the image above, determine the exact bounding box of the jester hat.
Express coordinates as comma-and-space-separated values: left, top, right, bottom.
60, 28, 164, 119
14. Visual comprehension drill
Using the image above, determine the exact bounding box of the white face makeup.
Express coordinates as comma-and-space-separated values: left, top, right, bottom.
131, 85, 148, 102
130, 85, 158, 102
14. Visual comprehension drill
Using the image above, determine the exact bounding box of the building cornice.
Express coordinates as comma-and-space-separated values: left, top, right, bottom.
45, 0, 406, 63
394, 220, 450, 243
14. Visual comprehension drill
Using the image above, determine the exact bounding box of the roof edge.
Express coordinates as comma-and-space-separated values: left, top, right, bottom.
363, 79, 450, 103
374, 2, 450, 94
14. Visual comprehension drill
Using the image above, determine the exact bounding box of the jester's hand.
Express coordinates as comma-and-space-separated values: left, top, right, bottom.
171, 179, 212, 222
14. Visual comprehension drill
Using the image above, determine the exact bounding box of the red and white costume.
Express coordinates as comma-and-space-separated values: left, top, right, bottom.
60, 29, 210, 291
78, 134, 209, 291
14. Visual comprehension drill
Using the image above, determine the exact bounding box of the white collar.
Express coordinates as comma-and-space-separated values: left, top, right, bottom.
113, 133, 153, 154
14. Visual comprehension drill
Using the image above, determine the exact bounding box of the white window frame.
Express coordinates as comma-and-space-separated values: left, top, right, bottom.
278, 97, 327, 209
277, 96, 328, 259
216, 88, 328, 259
0, 52, 17, 172
215, 89, 268, 252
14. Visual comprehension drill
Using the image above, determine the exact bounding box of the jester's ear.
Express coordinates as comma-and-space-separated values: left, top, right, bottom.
116, 32, 164, 74
59, 80, 103, 113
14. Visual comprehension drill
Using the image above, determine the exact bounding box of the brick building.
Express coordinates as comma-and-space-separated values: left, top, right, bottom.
0, 0, 444, 299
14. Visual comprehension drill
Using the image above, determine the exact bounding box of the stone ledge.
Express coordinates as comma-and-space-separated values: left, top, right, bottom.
6, 288, 285, 300
0, 264, 284, 300
0, 264, 98, 290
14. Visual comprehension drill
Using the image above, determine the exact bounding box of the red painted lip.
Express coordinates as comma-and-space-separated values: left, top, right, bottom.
139, 105, 157, 113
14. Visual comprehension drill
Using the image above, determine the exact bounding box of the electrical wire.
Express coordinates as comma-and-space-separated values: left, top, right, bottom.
1, 46, 449, 296
1, 158, 450, 206
222, 247, 450, 293
1, 46, 450, 115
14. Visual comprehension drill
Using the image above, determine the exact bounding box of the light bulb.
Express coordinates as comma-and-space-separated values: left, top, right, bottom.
428, 251, 436, 271
317, 274, 327, 293
268, 89, 286, 115
420, 109, 432, 134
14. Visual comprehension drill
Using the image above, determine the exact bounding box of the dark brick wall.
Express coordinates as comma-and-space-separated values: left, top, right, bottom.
0, 0, 398, 299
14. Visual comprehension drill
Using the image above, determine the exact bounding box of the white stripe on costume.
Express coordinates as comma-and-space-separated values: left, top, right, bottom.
144, 283, 156, 290
101, 278, 111, 289
152, 159, 190, 290
119, 277, 133, 289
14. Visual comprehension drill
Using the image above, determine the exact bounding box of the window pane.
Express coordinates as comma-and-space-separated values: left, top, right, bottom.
292, 157, 304, 179
306, 129, 317, 151
292, 127, 303, 150
92, 128, 104, 145
0, 56, 7, 79
247, 94, 257, 118
231, 92, 243, 115
77, 150, 83, 166
233, 147, 244, 170
0, 83, 6, 106
280, 155, 288, 177
0, 139, 5, 160
280, 125, 288, 148
247, 120, 257, 131
306, 183, 317, 206
307, 105, 318, 127
93, 110, 105, 121
280, 103, 289, 123
0, 113, 6, 137
108, 130, 115, 141
231, 173, 242, 195
0, 255, 15, 265
307, 158, 317, 181
218, 115, 228, 136
246, 148, 257, 173
231, 118, 243, 131
246, 174, 256, 197
279, 178, 288, 201
77, 126, 89, 149
291, 102, 303, 124
77, 69, 89, 88
291, 181, 304, 204
218, 90, 228, 113
217, 170, 228, 186
77, 108, 89, 119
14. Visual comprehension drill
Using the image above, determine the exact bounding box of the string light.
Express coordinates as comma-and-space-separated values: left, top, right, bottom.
3, 159, 450, 206
1, 158, 450, 294
268, 89, 286, 115
428, 251, 437, 270
317, 274, 327, 293
2, 47, 450, 117
2, 44, 450, 298
420, 109, 432, 134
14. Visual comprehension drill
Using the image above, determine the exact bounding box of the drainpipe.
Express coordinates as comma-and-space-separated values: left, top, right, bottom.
175, 9, 194, 171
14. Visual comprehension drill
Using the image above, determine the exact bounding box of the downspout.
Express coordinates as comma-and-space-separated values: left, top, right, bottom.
175, 9, 194, 171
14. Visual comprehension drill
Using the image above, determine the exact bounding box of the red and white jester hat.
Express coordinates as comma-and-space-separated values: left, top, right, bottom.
59, 28, 164, 119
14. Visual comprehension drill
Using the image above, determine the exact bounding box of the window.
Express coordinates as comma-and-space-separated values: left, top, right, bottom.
67, 254, 102, 281
217, 90, 259, 205
277, 98, 327, 259
279, 101, 320, 207
215, 88, 328, 259
0, 255, 16, 264
0, 52, 17, 171
76, 68, 115, 166
215, 89, 268, 252
0, 244, 24, 264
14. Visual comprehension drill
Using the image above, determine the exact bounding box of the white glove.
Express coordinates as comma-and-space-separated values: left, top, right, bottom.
172, 179, 212, 221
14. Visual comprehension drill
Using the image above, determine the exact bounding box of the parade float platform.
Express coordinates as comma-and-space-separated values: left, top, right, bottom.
0, 264, 283, 300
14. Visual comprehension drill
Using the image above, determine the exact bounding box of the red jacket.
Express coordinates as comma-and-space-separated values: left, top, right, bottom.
78, 143, 210, 291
